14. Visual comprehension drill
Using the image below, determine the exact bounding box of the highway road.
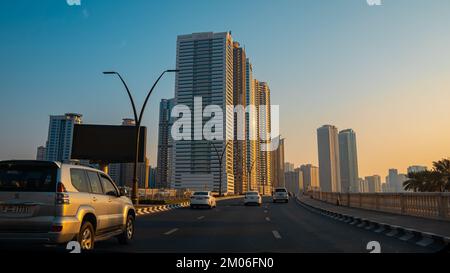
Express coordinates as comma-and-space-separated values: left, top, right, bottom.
94, 197, 430, 253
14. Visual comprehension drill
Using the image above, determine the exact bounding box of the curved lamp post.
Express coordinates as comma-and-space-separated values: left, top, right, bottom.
103, 69, 179, 205
209, 141, 233, 196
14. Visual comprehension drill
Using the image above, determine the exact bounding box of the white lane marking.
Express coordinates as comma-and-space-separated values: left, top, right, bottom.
265, 217, 271, 222
197, 216, 205, 220
264, 210, 268, 213
164, 228, 179, 235
272, 230, 282, 239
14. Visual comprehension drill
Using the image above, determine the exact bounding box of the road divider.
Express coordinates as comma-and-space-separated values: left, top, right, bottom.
136, 202, 190, 216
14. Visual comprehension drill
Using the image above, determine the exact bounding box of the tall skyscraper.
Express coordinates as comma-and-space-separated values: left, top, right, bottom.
317, 125, 341, 192
44, 113, 82, 162
245, 59, 259, 192
256, 80, 272, 194
156, 98, 175, 189
36, 146, 46, 161
232, 41, 247, 194
271, 137, 285, 188
172, 32, 235, 193
338, 129, 359, 193
300, 164, 320, 191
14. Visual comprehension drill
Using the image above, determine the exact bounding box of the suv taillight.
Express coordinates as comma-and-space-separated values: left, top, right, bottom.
56, 182, 70, 204
57, 182, 66, 193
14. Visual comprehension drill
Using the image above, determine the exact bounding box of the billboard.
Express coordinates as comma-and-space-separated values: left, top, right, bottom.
71, 124, 147, 163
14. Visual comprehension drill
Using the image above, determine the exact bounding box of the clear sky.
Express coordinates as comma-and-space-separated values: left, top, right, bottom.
1, 0, 450, 179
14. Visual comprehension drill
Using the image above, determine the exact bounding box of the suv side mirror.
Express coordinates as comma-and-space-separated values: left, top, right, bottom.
118, 187, 128, 197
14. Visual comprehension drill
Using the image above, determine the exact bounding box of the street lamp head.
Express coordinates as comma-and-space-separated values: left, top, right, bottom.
166, 69, 180, 73
103, 71, 117, 75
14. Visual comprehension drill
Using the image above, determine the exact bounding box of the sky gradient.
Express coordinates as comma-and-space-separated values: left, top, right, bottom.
1, 0, 450, 179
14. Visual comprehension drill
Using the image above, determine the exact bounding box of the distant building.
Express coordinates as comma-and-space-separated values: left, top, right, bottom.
284, 162, 295, 172
257, 80, 272, 195
156, 98, 175, 189
44, 113, 82, 162
233, 41, 248, 194
148, 167, 157, 189
285, 169, 303, 195
317, 125, 341, 192
300, 164, 320, 191
398, 173, 408, 192
387, 169, 400, 192
407, 165, 427, 174
365, 175, 382, 193
36, 146, 46, 161
245, 59, 259, 193
338, 129, 359, 193
270, 137, 284, 189
358, 178, 368, 193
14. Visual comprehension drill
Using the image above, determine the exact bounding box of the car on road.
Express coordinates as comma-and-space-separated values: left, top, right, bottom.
190, 191, 216, 209
244, 191, 262, 206
0, 160, 136, 251
272, 187, 289, 203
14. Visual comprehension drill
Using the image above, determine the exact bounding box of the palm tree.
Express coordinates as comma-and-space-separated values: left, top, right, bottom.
403, 158, 450, 192
404, 170, 431, 192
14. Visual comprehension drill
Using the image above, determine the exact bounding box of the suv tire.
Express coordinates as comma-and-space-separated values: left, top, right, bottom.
77, 221, 95, 251
118, 214, 135, 245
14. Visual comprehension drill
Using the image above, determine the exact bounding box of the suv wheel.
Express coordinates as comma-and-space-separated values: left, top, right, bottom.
118, 214, 135, 245
78, 221, 95, 251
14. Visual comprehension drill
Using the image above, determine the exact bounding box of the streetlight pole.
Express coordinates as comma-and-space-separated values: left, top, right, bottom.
103, 69, 179, 205
210, 141, 232, 196
247, 159, 257, 192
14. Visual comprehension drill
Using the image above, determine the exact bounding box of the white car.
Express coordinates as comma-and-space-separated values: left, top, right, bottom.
190, 191, 216, 209
244, 191, 262, 206
272, 187, 289, 203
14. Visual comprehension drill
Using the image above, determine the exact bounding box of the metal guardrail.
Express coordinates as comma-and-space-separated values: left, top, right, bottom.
307, 191, 450, 221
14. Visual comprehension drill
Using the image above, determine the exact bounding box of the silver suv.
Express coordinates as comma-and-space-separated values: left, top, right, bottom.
0, 160, 136, 250
272, 187, 289, 203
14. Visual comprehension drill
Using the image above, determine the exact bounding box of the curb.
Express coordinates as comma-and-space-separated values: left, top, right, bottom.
136, 202, 190, 216
295, 196, 450, 250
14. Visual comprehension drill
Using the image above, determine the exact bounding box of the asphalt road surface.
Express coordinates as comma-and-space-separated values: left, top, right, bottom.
93, 197, 430, 253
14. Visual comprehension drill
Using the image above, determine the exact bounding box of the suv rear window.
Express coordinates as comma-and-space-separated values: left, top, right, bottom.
0, 165, 56, 192
275, 188, 287, 193
193, 192, 209, 196
70, 169, 90, 193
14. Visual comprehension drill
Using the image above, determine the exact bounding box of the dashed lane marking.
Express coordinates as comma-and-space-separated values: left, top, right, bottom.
272, 230, 282, 239
164, 228, 179, 235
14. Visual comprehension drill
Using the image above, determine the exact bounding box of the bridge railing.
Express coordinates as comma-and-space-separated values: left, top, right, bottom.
307, 191, 450, 221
